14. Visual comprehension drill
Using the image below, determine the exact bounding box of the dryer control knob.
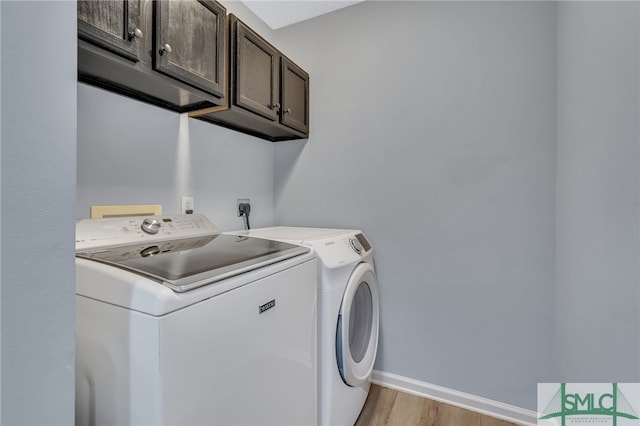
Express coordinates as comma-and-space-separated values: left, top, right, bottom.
141, 218, 161, 234
349, 237, 363, 254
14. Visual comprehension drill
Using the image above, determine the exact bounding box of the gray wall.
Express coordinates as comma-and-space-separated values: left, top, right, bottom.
0, 1, 77, 424
555, 1, 640, 381
77, 85, 276, 231
272, 1, 558, 409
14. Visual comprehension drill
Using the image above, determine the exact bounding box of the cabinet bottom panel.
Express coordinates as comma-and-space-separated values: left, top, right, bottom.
194, 107, 308, 142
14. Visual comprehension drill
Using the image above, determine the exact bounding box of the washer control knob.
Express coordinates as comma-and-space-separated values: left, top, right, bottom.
141, 218, 161, 234
140, 245, 160, 257
349, 237, 362, 254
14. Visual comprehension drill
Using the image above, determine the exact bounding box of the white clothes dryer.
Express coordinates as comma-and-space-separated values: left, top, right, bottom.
75, 215, 317, 426
229, 227, 379, 426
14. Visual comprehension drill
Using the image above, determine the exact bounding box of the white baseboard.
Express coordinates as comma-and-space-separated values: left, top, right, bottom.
371, 370, 538, 426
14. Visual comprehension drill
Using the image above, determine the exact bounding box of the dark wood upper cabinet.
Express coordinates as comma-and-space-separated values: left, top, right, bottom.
78, 5, 309, 141
78, 0, 142, 62
193, 15, 310, 141
235, 22, 279, 122
154, 0, 226, 99
281, 57, 310, 135
78, 0, 226, 112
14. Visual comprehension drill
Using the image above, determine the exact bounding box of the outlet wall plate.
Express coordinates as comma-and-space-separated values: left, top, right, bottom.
237, 198, 250, 216
181, 196, 194, 214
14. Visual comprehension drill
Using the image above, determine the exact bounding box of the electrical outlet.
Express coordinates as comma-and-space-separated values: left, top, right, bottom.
237, 198, 250, 216
181, 196, 194, 214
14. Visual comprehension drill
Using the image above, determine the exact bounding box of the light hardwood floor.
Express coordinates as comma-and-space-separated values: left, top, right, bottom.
355, 384, 518, 426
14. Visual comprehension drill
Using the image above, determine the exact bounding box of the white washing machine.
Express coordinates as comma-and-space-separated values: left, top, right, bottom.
229, 227, 379, 426
75, 214, 318, 426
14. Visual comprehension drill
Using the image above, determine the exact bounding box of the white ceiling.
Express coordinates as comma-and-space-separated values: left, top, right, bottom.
239, 0, 365, 29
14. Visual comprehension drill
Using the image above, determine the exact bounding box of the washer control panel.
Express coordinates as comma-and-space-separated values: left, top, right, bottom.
76, 214, 218, 251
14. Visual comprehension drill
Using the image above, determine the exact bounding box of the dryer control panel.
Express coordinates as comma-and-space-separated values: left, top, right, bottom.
348, 233, 372, 254
311, 233, 372, 269
76, 214, 218, 251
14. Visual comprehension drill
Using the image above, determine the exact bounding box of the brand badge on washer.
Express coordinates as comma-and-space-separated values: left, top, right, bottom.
259, 299, 276, 314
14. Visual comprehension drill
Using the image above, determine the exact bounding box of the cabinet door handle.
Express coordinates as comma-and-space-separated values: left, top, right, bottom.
160, 43, 173, 55
271, 103, 281, 112
128, 27, 143, 41
284, 108, 291, 114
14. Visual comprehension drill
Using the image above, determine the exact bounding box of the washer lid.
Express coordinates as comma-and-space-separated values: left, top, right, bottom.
76, 233, 309, 292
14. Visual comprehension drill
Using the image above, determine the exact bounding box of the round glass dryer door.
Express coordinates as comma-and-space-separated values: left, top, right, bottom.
336, 262, 379, 387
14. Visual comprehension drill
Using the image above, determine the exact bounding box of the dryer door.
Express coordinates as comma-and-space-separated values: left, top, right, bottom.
336, 262, 379, 387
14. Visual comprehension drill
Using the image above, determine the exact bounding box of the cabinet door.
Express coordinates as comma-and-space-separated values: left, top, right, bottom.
155, 0, 226, 99
281, 57, 310, 134
78, 0, 141, 62
234, 20, 279, 122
